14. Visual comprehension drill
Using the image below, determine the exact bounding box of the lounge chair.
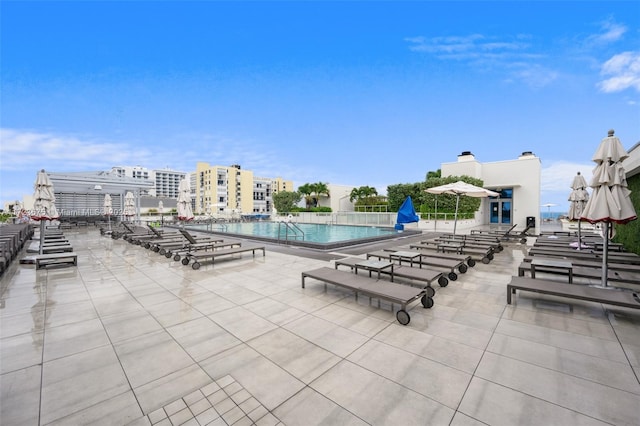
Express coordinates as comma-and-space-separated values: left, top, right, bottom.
506, 276, 640, 310
410, 242, 493, 264
174, 241, 242, 262
528, 246, 640, 265
187, 244, 266, 269
334, 256, 446, 288
301, 267, 433, 325
366, 250, 466, 281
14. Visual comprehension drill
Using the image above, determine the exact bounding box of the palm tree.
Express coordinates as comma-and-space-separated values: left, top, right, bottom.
350, 186, 378, 204
311, 182, 330, 207
297, 183, 314, 209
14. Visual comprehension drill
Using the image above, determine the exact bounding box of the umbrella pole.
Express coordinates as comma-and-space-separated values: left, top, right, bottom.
577, 219, 581, 250
434, 196, 438, 232
453, 195, 460, 235
39, 221, 45, 255
601, 222, 609, 288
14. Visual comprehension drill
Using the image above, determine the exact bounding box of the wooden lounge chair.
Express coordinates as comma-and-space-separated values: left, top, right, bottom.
301, 267, 433, 325
187, 244, 265, 269
334, 256, 446, 288
506, 276, 640, 310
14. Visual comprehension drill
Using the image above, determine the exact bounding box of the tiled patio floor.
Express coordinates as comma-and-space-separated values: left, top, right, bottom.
1, 228, 639, 425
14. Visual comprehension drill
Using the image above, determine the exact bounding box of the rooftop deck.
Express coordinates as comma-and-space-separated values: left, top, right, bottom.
1, 227, 639, 425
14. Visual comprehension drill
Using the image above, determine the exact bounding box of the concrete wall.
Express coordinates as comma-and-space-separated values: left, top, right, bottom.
441, 152, 541, 233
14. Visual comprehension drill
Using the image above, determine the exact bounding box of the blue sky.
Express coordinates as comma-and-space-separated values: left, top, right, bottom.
2, 1, 639, 213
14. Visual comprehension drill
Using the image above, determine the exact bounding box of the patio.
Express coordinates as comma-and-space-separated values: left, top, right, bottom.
1, 227, 639, 425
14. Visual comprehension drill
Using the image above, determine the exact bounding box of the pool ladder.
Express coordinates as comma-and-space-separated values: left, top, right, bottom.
278, 221, 304, 243
207, 223, 227, 232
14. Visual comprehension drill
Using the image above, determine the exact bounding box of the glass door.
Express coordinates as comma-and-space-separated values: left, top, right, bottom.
490, 199, 512, 224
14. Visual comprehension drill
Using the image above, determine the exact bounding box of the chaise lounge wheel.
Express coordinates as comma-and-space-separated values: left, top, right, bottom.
424, 286, 436, 298
467, 259, 476, 267
173, 254, 181, 261
421, 295, 434, 308
496, 245, 503, 252
153, 247, 160, 252
448, 272, 458, 281
144, 243, 151, 249
181, 257, 190, 265
482, 256, 490, 264
396, 310, 410, 325
438, 276, 449, 287
159, 248, 166, 255
520, 238, 527, 244
458, 264, 468, 274
192, 262, 201, 270
165, 252, 172, 258
487, 253, 494, 260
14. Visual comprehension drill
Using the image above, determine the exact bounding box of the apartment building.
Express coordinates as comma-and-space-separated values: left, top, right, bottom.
111, 166, 187, 198
195, 162, 293, 215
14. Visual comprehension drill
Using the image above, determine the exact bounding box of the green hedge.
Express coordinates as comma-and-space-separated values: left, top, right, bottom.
613, 173, 640, 254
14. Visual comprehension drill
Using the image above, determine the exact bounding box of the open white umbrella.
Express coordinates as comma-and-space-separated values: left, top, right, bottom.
426, 181, 499, 234
123, 191, 136, 220
568, 172, 589, 248
32, 169, 60, 254
177, 179, 194, 223
581, 129, 637, 287
103, 193, 113, 233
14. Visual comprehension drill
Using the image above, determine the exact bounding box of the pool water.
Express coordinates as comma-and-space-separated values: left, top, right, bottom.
186, 221, 416, 249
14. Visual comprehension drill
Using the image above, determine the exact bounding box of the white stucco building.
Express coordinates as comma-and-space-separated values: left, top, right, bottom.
314, 184, 358, 212
441, 151, 541, 232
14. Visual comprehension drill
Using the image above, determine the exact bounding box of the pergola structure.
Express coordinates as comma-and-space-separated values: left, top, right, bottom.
47, 171, 155, 223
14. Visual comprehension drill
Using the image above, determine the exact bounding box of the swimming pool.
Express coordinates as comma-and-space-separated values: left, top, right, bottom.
185, 222, 421, 250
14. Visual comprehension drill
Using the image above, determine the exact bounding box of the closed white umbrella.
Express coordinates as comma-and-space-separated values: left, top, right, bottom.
123, 191, 136, 220
103, 194, 113, 233
425, 181, 499, 234
177, 179, 194, 223
568, 172, 589, 248
581, 130, 637, 287
32, 169, 60, 254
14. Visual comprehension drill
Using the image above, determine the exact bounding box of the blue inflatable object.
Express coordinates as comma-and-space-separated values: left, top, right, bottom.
397, 196, 420, 224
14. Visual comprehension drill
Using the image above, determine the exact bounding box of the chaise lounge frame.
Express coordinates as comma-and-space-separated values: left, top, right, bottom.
302, 267, 433, 325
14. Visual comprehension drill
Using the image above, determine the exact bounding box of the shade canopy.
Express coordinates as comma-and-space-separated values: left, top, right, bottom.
425, 181, 498, 234
31, 169, 60, 221
396, 196, 419, 224
177, 179, 194, 221
425, 181, 499, 198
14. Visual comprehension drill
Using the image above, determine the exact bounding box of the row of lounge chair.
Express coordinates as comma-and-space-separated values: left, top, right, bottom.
301, 241, 507, 325
507, 232, 640, 311
109, 224, 265, 270
1, 223, 34, 275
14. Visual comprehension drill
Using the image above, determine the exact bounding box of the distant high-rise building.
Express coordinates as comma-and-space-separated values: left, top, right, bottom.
195, 162, 293, 214
111, 166, 187, 198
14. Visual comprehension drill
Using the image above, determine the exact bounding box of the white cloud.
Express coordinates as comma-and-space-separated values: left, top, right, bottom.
597, 51, 640, 93
587, 18, 627, 45
0, 128, 152, 171
405, 34, 530, 58
541, 160, 594, 192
